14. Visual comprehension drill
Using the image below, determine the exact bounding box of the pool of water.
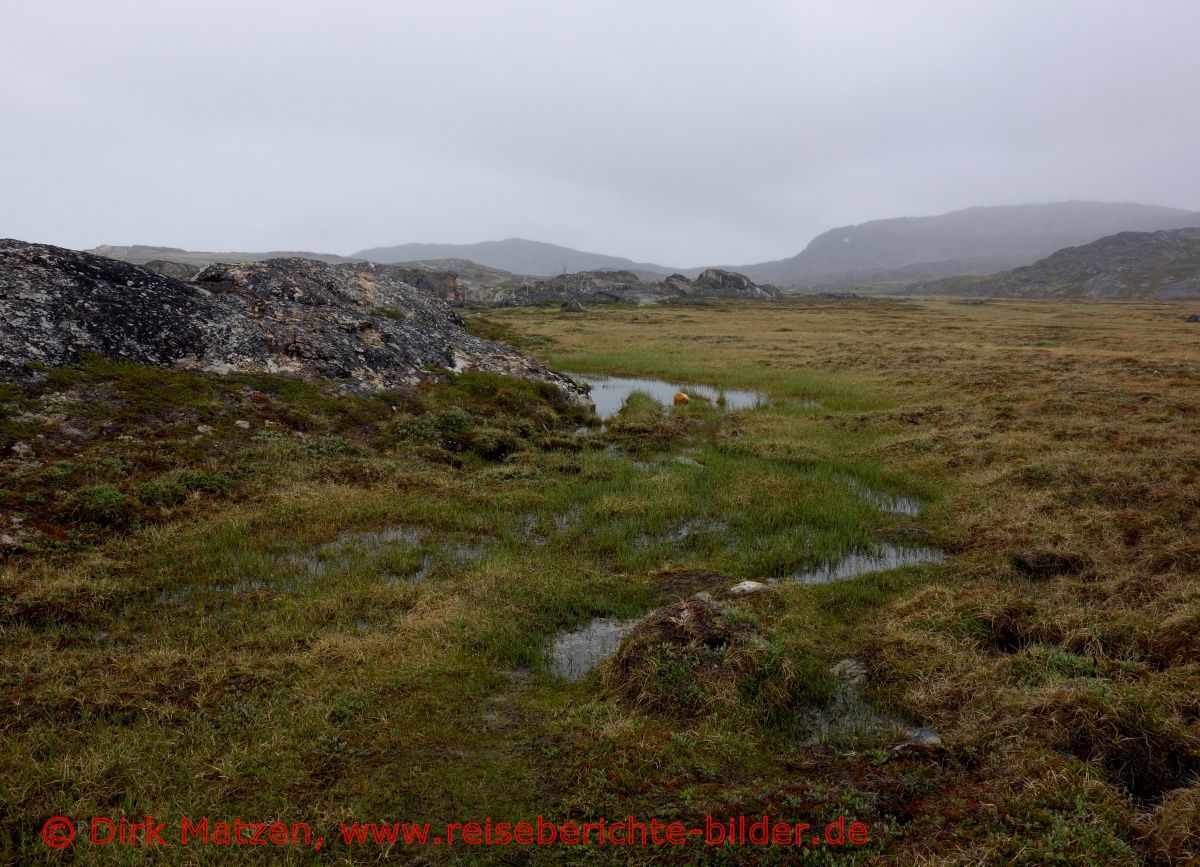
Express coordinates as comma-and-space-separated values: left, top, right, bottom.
789, 544, 945, 585
849, 480, 923, 517
565, 373, 768, 420
548, 617, 639, 681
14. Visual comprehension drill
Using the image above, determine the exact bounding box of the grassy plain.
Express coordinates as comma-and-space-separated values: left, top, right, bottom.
2, 297, 1199, 864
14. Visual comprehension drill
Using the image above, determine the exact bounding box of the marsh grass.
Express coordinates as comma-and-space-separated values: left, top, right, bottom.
3, 298, 1198, 862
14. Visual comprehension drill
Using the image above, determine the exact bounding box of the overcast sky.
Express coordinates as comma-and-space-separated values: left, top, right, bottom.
2, 1, 1198, 266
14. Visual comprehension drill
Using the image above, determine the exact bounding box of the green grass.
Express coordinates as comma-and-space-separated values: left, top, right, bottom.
6, 298, 1198, 863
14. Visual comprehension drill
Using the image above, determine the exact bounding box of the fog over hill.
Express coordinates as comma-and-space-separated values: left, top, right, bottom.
908, 228, 1200, 299
89, 201, 1200, 291
353, 238, 673, 280
734, 202, 1200, 287
351, 202, 1200, 288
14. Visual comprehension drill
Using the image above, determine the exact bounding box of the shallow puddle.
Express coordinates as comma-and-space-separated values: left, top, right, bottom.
519, 506, 585, 547
287, 523, 490, 581
446, 543, 488, 565
157, 577, 292, 605
548, 617, 638, 681
789, 544, 944, 585
383, 552, 434, 583
849, 481, 922, 516
291, 524, 428, 575
809, 657, 943, 748
636, 517, 730, 549
565, 372, 767, 420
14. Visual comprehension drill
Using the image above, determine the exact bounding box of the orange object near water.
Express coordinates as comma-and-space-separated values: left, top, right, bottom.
674, 392, 689, 405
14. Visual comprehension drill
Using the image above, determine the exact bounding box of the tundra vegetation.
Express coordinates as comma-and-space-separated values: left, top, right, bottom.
2, 298, 1199, 864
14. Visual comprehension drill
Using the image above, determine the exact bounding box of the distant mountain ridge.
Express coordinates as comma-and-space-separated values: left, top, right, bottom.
735, 202, 1200, 287
89, 245, 360, 267
88, 201, 1200, 290
353, 237, 674, 279
908, 228, 1200, 299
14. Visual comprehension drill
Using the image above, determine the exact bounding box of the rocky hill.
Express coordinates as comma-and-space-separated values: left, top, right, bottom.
0, 240, 585, 400
907, 228, 1200, 299
353, 237, 674, 278
400, 265, 779, 307
738, 202, 1200, 287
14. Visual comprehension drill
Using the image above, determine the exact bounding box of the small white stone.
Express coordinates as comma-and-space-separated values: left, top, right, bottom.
10, 441, 34, 458
196, 424, 214, 435
235, 420, 250, 429
726, 580, 769, 596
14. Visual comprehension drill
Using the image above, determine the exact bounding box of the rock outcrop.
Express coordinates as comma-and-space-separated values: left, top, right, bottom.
0, 240, 587, 401
691, 268, 780, 299
403, 264, 779, 307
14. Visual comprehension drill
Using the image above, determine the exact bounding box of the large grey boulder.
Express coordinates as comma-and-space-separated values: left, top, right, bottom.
692, 269, 782, 299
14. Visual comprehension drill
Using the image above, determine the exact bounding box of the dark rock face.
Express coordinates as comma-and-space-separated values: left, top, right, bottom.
0, 240, 216, 375
0, 240, 587, 402
692, 269, 781, 299
662, 274, 695, 296
371, 264, 461, 299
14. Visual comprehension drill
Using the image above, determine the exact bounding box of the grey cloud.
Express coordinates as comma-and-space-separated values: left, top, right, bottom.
2, 0, 1198, 265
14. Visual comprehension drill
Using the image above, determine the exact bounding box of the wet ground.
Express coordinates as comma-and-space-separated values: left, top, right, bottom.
566, 372, 768, 419
547, 617, 638, 681
788, 544, 945, 585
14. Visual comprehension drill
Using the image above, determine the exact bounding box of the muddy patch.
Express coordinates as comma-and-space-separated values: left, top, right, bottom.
548, 617, 639, 681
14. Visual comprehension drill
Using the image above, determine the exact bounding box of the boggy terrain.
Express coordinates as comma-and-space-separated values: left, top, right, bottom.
3, 297, 1200, 864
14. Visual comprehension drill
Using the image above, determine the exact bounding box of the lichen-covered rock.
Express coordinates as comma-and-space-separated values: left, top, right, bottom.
692, 269, 782, 299
0, 240, 587, 402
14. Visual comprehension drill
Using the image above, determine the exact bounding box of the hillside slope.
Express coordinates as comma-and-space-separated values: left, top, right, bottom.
909, 228, 1200, 299
353, 237, 673, 278
740, 202, 1200, 287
